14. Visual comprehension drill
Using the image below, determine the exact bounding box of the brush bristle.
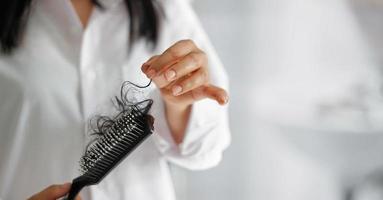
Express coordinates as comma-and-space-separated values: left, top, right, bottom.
78, 106, 152, 181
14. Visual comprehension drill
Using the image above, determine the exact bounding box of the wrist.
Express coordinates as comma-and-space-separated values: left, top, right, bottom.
164, 100, 191, 112
163, 101, 192, 144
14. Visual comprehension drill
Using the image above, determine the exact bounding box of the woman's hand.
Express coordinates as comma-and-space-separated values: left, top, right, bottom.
141, 39, 228, 143
27, 183, 81, 200
141, 39, 229, 110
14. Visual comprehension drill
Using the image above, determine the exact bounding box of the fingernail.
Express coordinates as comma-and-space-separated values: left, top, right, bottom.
172, 85, 182, 96
142, 63, 150, 72
165, 70, 176, 81
219, 95, 229, 105
146, 69, 156, 78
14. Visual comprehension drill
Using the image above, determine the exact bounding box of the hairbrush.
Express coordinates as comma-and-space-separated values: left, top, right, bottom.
64, 81, 154, 200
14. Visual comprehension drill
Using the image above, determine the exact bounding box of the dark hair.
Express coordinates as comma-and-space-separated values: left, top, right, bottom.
0, 0, 161, 54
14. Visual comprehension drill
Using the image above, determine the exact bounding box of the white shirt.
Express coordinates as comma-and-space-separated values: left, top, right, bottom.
0, 0, 230, 199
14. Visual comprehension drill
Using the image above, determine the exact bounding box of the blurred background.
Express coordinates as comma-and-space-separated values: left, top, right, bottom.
171, 0, 383, 200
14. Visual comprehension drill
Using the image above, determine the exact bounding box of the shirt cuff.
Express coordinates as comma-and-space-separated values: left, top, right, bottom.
149, 88, 230, 170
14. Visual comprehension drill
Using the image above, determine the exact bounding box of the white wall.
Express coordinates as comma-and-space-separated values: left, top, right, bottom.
172, 0, 383, 200
171, 1, 257, 200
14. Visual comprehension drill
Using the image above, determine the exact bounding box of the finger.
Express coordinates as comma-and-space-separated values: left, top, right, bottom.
75, 195, 82, 200
29, 183, 71, 200
187, 85, 229, 105
141, 55, 160, 75
162, 84, 228, 105
170, 68, 208, 96
162, 72, 189, 91
200, 85, 229, 105
42, 183, 71, 199
152, 51, 206, 88
147, 39, 196, 76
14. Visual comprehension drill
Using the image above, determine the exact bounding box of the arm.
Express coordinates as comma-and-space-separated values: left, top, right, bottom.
145, 0, 231, 170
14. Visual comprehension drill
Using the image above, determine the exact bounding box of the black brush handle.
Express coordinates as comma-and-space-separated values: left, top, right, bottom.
64, 176, 92, 200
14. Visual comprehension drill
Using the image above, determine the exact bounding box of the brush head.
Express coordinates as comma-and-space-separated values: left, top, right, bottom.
80, 104, 153, 184
65, 80, 155, 200
66, 102, 154, 200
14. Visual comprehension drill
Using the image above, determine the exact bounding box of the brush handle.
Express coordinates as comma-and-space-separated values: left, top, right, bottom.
63, 176, 92, 200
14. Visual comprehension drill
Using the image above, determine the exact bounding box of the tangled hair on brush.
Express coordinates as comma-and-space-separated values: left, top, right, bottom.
86, 80, 154, 149
69, 80, 155, 199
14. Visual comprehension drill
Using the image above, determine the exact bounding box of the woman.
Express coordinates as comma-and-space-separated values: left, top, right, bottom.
0, 0, 230, 199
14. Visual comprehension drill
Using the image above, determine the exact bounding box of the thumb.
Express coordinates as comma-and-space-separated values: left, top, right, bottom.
196, 84, 229, 105
30, 182, 71, 200
161, 84, 228, 106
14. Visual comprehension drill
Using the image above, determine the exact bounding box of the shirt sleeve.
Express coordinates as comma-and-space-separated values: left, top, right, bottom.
148, 0, 231, 170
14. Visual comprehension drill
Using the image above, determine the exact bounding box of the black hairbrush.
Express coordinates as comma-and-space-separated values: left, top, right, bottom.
65, 81, 154, 200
